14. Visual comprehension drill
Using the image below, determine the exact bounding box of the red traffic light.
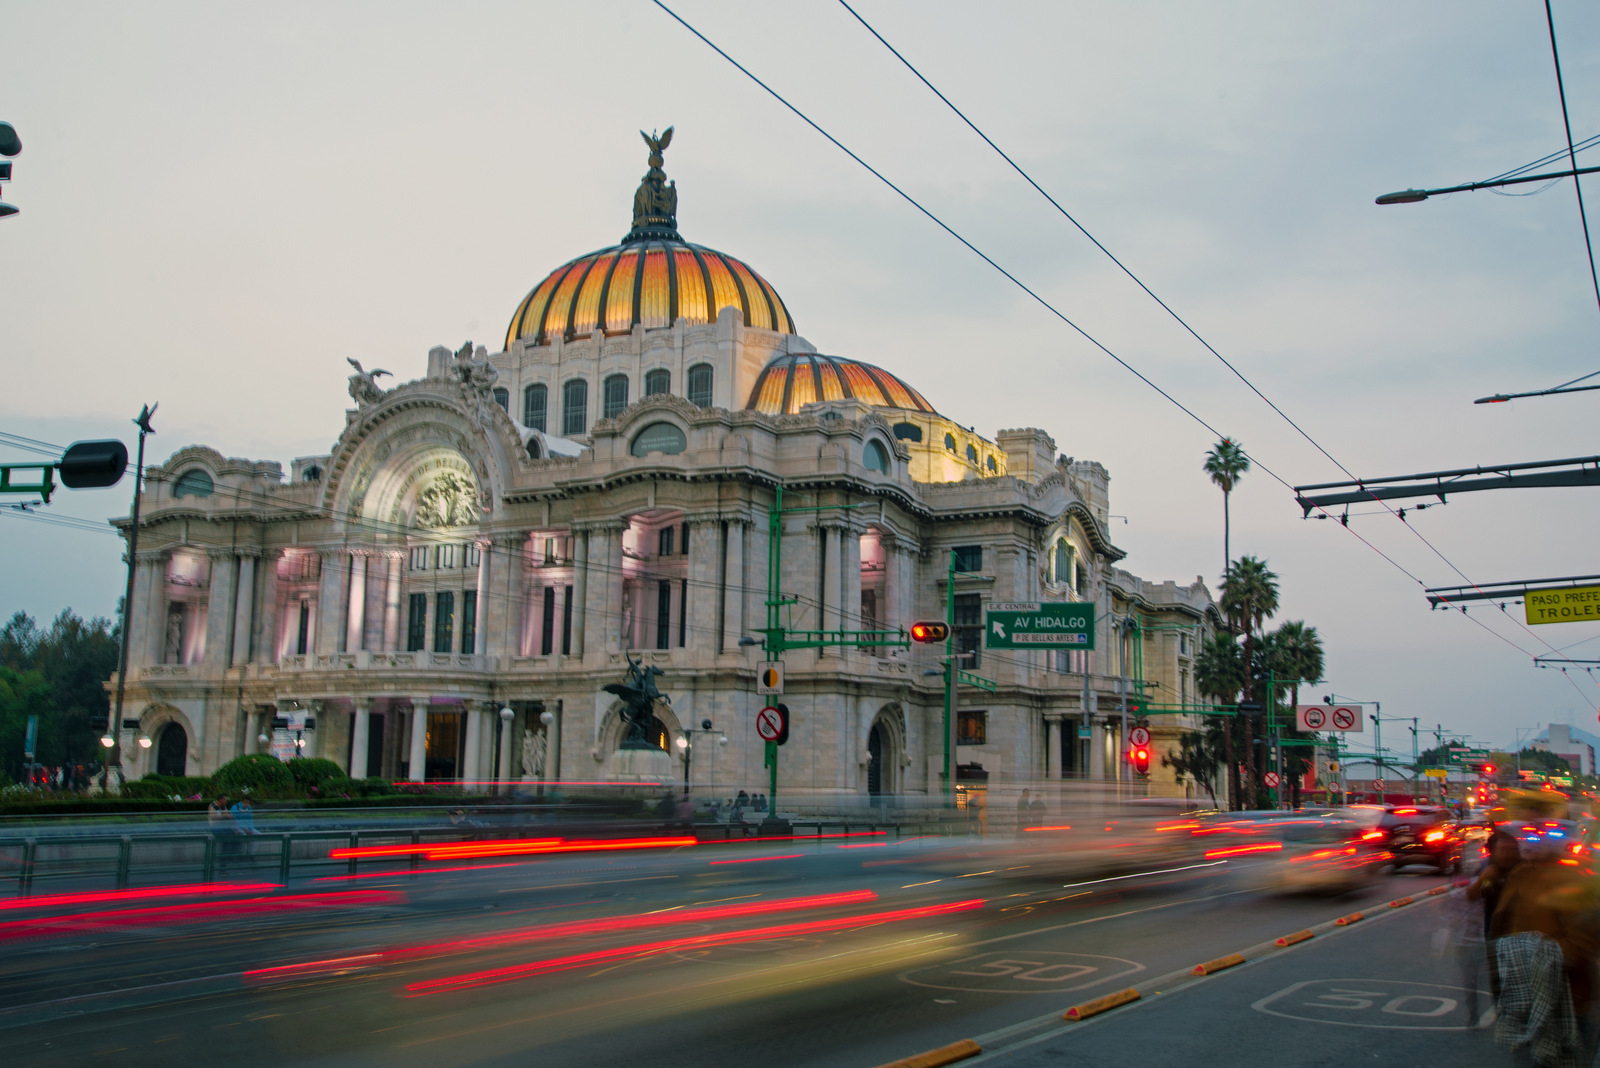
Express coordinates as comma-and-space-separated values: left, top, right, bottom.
909, 621, 950, 644
1130, 746, 1151, 775
1482, 764, 1495, 776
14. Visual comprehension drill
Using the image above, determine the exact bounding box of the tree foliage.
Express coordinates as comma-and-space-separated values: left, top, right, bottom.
0, 609, 119, 783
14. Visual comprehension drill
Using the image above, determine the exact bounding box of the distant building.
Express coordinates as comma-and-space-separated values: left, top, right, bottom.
1528, 723, 1597, 776
107, 134, 1220, 805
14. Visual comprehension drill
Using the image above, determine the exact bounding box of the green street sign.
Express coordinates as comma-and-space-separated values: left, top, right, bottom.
1445, 747, 1489, 765
984, 602, 1095, 650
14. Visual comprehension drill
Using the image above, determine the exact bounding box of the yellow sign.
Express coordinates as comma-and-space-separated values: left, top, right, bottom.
1424, 768, 1449, 779
1525, 585, 1600, 625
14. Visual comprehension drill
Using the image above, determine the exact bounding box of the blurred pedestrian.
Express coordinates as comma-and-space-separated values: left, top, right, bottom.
1491, 834, 1600, 1066
230, 796, 259, 835
209, 794, 236, 868
1016, 789, 1033, 835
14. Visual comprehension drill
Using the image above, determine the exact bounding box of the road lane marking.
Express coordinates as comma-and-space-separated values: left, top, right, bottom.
1252, 979, 1487, 1030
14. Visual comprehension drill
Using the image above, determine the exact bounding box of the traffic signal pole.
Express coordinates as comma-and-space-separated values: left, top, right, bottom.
107, 405, 155, 793
944, 549, 956, 802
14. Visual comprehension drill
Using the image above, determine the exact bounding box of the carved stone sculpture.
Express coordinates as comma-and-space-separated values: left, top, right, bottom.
521, 727, 546, 780
346, 358, 391, 407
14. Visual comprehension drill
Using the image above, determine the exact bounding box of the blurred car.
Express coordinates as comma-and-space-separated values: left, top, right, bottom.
1341, 804, 1464, 873
1504, 818, 1594, 872
1252, 815, 1387, 895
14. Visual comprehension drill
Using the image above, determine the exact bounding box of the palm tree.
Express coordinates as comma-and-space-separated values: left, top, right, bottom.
1203, 439, 1250, 584
1220, 556, 1280, 807
1195, 633, 1245, 808
1271, 620, 1324, 714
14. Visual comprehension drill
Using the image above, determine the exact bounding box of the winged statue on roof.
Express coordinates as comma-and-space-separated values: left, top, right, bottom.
346, 357, 391, 407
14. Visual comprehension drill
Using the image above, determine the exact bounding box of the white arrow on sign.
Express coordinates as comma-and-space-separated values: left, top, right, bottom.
991, 620, 1007, 638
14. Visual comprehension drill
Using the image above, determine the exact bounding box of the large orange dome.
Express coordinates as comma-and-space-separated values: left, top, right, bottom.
504, 240, 794, 350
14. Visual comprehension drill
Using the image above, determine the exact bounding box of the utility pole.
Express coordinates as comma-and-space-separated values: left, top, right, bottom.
943, 548, 956, 801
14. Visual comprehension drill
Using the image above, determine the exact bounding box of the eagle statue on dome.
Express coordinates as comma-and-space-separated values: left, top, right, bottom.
346, 357, 391, 407
631, 126, 678, 237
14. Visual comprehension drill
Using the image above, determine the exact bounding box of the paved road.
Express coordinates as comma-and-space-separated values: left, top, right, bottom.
976, 893, 1491, 1068
0, 832, 1475, 1067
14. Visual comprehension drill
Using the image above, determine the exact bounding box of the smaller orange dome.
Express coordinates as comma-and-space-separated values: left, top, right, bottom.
744, 352, 938, 416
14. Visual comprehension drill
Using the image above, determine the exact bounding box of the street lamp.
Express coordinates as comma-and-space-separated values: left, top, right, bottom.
1375, 163, 1600, 205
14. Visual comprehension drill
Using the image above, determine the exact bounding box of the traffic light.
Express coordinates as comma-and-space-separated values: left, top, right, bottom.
909, 621, 950, 644
58, 440, 129, 489
1130, 746, 1151, 776
774, 703, 790, 746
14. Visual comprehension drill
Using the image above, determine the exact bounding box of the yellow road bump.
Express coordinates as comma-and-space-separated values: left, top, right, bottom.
1064, 987, 1141, 1020
871, 1038, 982, 1068
1334, 911, 1364, 926
1274, 929, 1313, 947
1427, 885, 1450, 896
1388, 896, 1414, 908
1191, 952, 1245, 976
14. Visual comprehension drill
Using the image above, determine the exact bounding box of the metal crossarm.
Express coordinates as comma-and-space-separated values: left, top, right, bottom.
0, 462, 55, 504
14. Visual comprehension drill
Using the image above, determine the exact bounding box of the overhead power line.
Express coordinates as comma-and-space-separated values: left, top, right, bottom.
648, 0, 1588, 698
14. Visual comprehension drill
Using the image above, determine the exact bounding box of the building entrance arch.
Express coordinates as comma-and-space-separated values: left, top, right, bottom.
156, 722, 188, 776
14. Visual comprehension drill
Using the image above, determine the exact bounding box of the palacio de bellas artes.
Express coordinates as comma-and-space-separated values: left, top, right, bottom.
109, 130, 1223, 813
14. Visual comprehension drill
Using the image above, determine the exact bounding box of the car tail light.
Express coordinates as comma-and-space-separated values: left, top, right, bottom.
1360, 830, 1384, 841
1423, 830, 1445, 843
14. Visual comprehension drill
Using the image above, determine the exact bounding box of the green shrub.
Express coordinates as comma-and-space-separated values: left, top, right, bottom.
211, 753, 294, 797
286, 757, 345, 790
355, 778, 398, 797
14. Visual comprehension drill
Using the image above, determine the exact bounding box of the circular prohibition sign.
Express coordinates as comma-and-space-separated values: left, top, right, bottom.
1301, 707, 1327, 730
1331, 707, 1358, 730
756, 705, 787, 743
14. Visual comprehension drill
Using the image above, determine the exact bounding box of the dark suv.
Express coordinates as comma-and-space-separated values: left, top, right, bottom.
1345, 805, 1464, 873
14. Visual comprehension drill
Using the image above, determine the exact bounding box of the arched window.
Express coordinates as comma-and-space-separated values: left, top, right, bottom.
603, 374, 629, 419
986, 455, 997, 473
173, 469, 214, 498
562, 378, 588, 437
1054, 540, 1070, 585
302, 465, 322, 483
864, 439, 890, 473
687, 363, 714, 408
526, 437, 542, 460
492, 387, 509, 412
523, 383, 547, 431
644, 368, 671, 397
965, 443, 978, 464
944, 433, 957, 453
630, 422, 687, 457
892, 422, 922, 442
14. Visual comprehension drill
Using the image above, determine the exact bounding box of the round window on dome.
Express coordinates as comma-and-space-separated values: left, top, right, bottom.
173, 469, 214, 498
864, 440, 890, 474
630, 422, 687, 457
893, 422, 922, 442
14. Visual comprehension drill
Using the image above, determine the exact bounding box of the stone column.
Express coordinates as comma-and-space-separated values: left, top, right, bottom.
842, 522, 862, 657
488, 535, 521, 660
128, 550, 164, 670
462, 701, 483, 784
882, 537, 900, 638
820, 524, 841, 639
350, 698, 371, 779
203, 550, 237, 668
255, 550, 282, 663
722, 519, 745, 652
345, 551, 368, 653
145, 551, 172, 664
382, 551, 402, 651
230, 551, 258, 667
602, 522, 626, 653
570, 530, 588, 658
315, 549, 344, 656
473, 539, 492, 659
687, 518, 719, 651
546, 703, 562, 784
1046, 716, 1062, 780
408, 696, 430, 781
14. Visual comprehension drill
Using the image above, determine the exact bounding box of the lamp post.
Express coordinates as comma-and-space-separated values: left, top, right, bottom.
678, 718, 727, 800
106, 403, 156, 794
1375, 163, 1600, 205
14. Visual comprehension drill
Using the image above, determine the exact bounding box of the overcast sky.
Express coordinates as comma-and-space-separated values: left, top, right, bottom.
4, 1, 1600, 753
